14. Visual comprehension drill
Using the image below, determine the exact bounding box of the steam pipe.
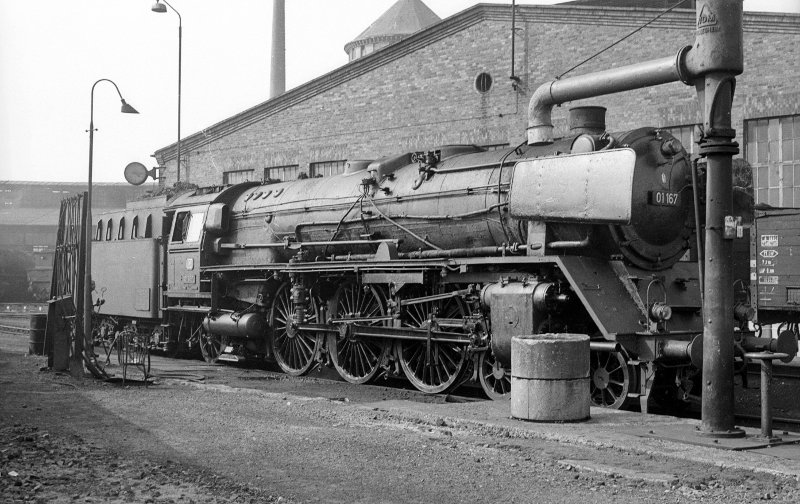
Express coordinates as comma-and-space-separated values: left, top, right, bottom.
527, 48, 690, 145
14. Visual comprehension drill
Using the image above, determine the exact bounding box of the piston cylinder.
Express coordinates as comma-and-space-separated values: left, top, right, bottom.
202, 312, 265, 339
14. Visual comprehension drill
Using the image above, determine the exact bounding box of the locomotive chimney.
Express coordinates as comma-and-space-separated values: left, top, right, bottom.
270, 0, 286, 98
568, 106, 606, 135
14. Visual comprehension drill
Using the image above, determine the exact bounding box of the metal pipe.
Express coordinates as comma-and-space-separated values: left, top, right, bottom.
527, 50, 689, 145
219, 238, 398, 249
691, 157, 705, 300
547, 235, 590, 249
328, 243, 527, 261
589, 341, 621, 353
511, 0, 517, 82
402, 244, 525, 259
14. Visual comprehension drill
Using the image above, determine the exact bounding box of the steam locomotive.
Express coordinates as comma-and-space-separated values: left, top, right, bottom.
91, 106, 792, 412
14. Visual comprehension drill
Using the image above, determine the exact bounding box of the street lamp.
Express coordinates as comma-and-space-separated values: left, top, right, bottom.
151, 0, 182, 183
84, 79, 138, 366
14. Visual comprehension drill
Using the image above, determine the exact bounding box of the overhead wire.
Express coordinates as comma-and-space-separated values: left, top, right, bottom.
555, 0, 690, 80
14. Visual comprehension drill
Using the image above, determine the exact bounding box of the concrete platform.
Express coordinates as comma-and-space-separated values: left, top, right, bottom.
360, 399, 800, 480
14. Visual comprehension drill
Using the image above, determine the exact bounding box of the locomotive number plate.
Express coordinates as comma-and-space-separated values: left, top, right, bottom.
648, 191, 680, 207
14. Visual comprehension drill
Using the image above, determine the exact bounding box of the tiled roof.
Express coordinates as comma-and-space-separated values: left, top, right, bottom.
352, 0, 441, 41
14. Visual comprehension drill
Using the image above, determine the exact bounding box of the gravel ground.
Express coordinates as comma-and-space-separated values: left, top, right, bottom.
2, 332, 800, 503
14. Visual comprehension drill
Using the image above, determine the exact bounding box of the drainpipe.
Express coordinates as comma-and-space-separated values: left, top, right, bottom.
526, 0, 744, 436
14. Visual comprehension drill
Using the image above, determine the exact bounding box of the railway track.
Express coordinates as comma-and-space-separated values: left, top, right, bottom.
735, 412, 800, 433
0, 323, 30, 335
2, 309, 799, 426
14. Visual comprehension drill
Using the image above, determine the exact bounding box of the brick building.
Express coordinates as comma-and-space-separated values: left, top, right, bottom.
152, 1, 800, 207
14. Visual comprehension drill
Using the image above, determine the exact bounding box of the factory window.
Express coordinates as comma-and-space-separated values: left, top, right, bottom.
265, 165, 300, 182
746, 115, 800, 207
661, 124, 699, 155
105, 220, 114, 241
117, 217, 126, 240
144, 215, 153, 238
95, 220, 103, 241
223, 169, 254, 185
309, 160, 346, 178
131, 216, 139, 239
475, 72, 492, 93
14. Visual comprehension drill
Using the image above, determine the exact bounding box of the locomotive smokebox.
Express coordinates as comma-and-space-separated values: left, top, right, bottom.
568, 106, 606, 135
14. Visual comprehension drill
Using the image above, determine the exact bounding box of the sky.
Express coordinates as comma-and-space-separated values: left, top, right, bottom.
1, 0, 798, 183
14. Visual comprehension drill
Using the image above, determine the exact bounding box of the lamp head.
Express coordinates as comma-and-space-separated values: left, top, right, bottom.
151, 1, 167, 13
120, 99, 139, 114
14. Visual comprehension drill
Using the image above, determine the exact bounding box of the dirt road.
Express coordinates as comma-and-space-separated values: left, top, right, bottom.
2, 331, 799, 503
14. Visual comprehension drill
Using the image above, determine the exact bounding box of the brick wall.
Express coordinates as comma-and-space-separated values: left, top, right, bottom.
155, 5, 800, 187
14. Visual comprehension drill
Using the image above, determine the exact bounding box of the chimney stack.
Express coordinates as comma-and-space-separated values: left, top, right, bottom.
270, 0, 286, 98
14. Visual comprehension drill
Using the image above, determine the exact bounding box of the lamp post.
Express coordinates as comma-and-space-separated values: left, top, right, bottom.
152, 0, 182, 183
84, 79, 138, 368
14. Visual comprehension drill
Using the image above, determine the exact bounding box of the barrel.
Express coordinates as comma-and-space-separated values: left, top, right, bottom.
28, 314, 47, 356
511, 334, 590, 422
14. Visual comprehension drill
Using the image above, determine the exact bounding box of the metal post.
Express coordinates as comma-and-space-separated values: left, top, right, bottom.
75, 190, 88, 378
700, 84, 740, 434
177, 18, 182, 183
152, 1, 182, 183
84, 79, 138, 377
759, 358, 773, 438
692, 0, 745, 437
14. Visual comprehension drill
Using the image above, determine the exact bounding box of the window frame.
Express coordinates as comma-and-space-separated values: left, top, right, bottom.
746, 115, 800, 207
309, 160, 347, 178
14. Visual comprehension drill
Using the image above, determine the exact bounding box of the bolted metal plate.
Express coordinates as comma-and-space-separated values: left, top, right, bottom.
509, 148, 636, 224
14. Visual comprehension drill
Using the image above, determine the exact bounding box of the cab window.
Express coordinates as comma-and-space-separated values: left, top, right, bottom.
171, 211, 205, 243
